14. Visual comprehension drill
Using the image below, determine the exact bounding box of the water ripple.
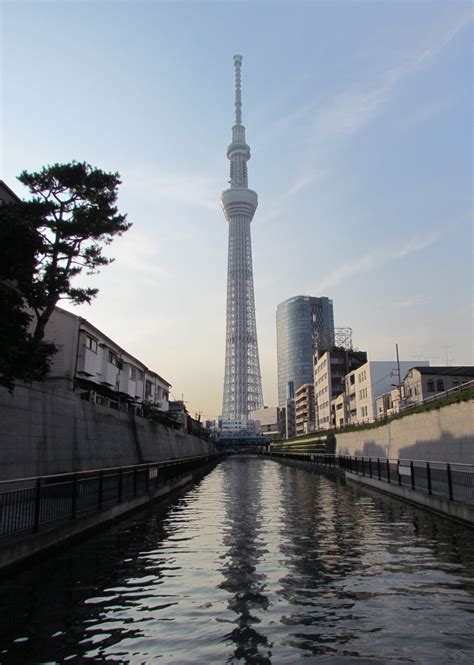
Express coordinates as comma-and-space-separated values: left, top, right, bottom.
1, 456, 474, 663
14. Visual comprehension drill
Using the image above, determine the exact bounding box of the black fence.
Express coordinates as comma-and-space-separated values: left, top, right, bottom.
0, 455, 218, 540
268, 452, 474, 505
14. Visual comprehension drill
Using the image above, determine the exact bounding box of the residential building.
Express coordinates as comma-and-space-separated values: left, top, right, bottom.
276, 295, 335, 406
217, 416, 259, 436
314, 349, 367, 429
282, 380, 296, 439
0, 180, 21, 205
295, 383, 315, 435
44, 307, 171, 411
331, 392, 350, 428
344, 360, 429, 424
403, 366, 474, 406
250, 406, 284, 440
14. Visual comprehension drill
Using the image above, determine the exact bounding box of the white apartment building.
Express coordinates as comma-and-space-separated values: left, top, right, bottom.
249, 406, 283, 440
314, 349, 367, 430
44, 307, 171, 411
217, 416, 259, 436
345, 360, 429, 424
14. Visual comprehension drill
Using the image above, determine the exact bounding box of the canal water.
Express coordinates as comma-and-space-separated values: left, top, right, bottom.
1, 456, 474, 664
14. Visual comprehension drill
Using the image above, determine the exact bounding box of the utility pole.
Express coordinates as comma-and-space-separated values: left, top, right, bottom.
396, 343, 403, 410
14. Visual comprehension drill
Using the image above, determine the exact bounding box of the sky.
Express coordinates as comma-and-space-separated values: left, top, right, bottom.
1, 0, 473, 420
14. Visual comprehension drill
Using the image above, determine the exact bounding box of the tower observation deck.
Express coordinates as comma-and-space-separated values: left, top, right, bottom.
221, 54, 264, 419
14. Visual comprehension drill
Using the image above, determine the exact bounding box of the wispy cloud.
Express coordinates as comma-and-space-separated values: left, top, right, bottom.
394, 231, 443, 258
315, 228, 443, 292
124, 167, 221, 210
392, 295, 432, 309
287, 170, 324, 196
311, 10, 472, 143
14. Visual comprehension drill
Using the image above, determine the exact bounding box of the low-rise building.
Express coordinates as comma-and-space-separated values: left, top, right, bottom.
217, 416, 259, 436
250, 406, 284, 440
403, 366, 474, 406
331, 392, 350, 428
0, 180, 21, 205
295, 383, 315, 435
44, 306, 171, 412
344, 360, 429, 425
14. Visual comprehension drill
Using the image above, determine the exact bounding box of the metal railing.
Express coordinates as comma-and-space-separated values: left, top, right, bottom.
0, 454, 218, 540
340, 455, 474, 505
268, 451, 474, 505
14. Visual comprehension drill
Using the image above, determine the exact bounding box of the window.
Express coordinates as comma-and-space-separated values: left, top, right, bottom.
86, 336, 98, 353
145, 380, 153, 398
452, 380, 460, 387
427, 380, 435, 392
436, 379, 444, 392
130, 367, 137, 381
109, 351, 119, 367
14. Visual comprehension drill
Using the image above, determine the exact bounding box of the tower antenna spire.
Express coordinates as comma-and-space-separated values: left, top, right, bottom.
234, 54, 242, 125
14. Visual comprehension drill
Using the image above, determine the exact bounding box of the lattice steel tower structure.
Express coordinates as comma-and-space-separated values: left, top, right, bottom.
221, 54, 263, 419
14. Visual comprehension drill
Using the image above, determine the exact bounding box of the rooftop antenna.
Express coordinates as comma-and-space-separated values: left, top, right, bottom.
440, 345, 454, 366
233, 54, 243, 125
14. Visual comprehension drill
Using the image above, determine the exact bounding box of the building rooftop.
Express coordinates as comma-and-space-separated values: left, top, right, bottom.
54, 306, 172, 386
410, 366, 474, 377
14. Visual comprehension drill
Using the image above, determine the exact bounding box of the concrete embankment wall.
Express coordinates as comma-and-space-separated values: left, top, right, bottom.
335, 400, 474, 462
346, 473, 474, 526
0, 459, 219, 571
0, 383, 216, 480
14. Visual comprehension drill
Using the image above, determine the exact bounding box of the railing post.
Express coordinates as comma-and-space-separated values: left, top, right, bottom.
118, 468, 123, 502
155, 465, 159, 488
369, 457, 372, 478
386, 459, 391, 483
134, 466, 138, 497
447, 464, 454, 501
146, 465, 150, 493
362, 457, 365, 477
71, 474, 78, 519
355, 457, 358, 475
377, 458, 381, 480
410, 461, 415, 490
33, 478, 42, 533
397, 460, 401, 486
98, 470, 104, 510
426, 462, 432, 495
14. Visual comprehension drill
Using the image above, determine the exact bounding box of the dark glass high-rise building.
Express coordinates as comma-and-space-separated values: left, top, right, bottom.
276, 296, 335, 407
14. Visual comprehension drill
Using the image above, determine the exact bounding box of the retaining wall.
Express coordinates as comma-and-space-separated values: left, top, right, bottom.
336, 400, 474, 462
0, 383, 216, 480
346, 473, 474, 526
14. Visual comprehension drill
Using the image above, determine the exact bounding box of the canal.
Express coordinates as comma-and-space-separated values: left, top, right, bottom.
1, 455, 474, 663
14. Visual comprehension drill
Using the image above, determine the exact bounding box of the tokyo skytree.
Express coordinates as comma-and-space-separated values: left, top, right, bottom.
221, 54, 264, 419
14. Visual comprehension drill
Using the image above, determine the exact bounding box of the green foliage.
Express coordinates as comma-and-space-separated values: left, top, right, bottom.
0, 161, 130, 391
0, 288, 56, 392
141, 403, 181, 430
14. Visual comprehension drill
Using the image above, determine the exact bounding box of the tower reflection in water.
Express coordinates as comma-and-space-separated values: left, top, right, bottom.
218, 455, 272, 664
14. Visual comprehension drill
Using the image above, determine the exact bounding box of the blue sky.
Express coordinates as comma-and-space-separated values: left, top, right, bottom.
2, 1, 472, 418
